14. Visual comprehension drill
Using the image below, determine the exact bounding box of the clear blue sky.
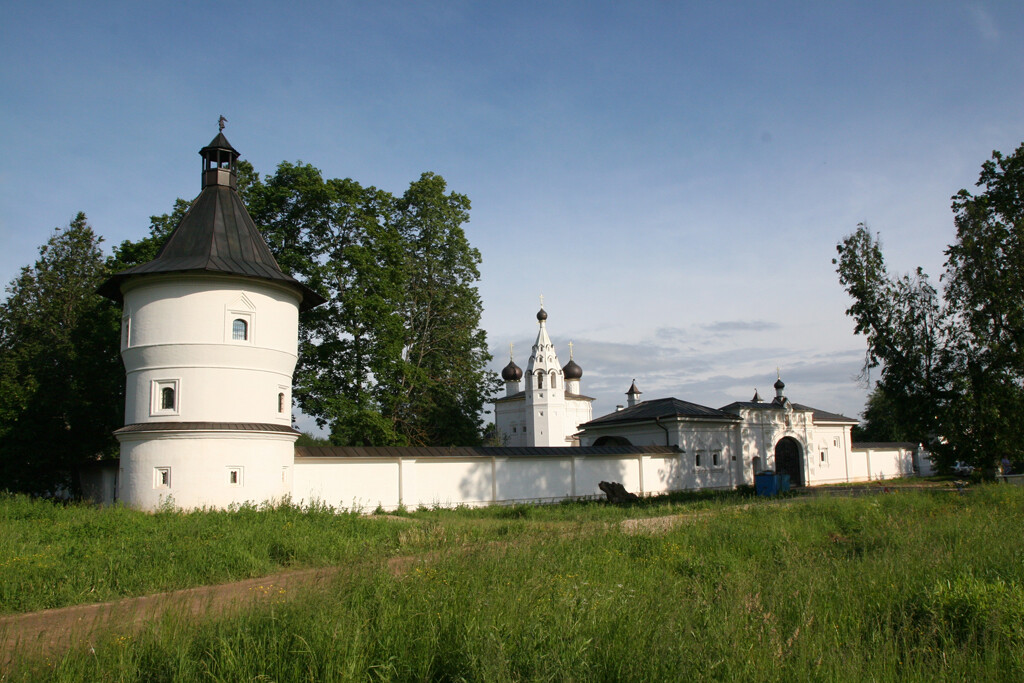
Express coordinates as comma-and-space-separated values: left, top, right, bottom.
3, 1, 1023, 426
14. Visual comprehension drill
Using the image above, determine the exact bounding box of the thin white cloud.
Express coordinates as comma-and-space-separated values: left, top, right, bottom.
968, 4, 1000, 44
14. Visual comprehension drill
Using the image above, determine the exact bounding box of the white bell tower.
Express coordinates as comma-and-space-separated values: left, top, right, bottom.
524, 298, 568, 446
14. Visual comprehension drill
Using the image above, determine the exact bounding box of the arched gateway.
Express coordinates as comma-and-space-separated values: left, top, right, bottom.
774, 437, 803, 487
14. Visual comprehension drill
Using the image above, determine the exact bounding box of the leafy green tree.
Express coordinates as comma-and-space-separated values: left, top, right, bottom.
0, 214, 123, 494
942, 145, 1024, 469
836, 143, 1024, 472
243, 162, 412, 446
834, 224, 944, 448
389, 173, 501, 446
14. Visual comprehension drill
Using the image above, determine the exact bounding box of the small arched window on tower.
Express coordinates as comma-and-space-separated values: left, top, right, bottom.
550, 371, 557, 389
536, 371, 544, 389
232, 318, 248, 341
161, 386, 175, 410
152, 379, 179, 416
278, 392, 286, 413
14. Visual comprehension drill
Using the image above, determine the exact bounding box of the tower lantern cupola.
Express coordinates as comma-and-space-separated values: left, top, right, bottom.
626, 380, 642, 407
200, 122, 239, 189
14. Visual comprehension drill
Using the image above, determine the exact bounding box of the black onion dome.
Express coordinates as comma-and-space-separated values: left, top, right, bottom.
501, 360, 523, 382
774, 377, 785, 390
536, 307, 548, 321
562, 359, 583, 380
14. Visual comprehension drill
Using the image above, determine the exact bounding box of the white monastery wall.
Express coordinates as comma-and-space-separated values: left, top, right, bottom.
293, 458, 402, 510
494, 458, 573, 501
294, 452, 684, 511
851, 445, 915, 481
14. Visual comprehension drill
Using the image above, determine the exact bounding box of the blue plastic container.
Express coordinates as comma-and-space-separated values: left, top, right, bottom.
755, 472, 779, 496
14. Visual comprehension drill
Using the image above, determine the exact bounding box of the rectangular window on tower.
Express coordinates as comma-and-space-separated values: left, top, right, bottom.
154, 467, 171, 489
227, 467, 243, 487
151, 379, 180, 416
122, 314, 131, 348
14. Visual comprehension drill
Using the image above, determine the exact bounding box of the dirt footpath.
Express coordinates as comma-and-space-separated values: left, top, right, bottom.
0, 552, 449, 669
0, 566, 344, 668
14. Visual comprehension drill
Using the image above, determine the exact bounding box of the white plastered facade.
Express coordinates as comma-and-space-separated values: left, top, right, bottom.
574, 382, 910, 488
116, 275, 300, 509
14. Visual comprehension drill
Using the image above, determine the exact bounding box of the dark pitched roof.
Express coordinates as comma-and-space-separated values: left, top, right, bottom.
718, 400, 858, 424
99, 185, 325, 310
115, 422, 299, 434
582, 397, 739, 428
564, 391, 595, 401
295, 445, 679, 459
99, 134, 325, 310
791, 403, 858, 423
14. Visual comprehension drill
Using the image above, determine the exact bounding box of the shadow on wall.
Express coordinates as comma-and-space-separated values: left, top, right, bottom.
457, 456, 631, 504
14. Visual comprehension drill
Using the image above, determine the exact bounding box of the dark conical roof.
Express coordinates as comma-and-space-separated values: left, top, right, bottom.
562, 358, 583, 380
627, 380, 642, 395
99, 134, 325, 310
501, 360, 523, 382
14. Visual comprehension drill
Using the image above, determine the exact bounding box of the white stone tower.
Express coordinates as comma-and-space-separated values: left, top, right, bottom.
99, 130, 324, 510
524, 303, 567, 446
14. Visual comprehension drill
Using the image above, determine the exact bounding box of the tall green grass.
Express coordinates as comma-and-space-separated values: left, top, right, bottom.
0, 488, 758, 615
6, 485, 1024, 681
0, 495, 408, 614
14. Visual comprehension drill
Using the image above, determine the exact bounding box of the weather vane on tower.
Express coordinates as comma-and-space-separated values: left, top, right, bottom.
218, 115, 227, 132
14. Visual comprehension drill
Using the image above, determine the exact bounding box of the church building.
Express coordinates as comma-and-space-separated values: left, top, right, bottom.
492, 305, 594, 446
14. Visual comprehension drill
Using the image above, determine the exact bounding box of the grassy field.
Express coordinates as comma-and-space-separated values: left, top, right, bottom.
3, 486, 1023, 681
0, 489, 759, 615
